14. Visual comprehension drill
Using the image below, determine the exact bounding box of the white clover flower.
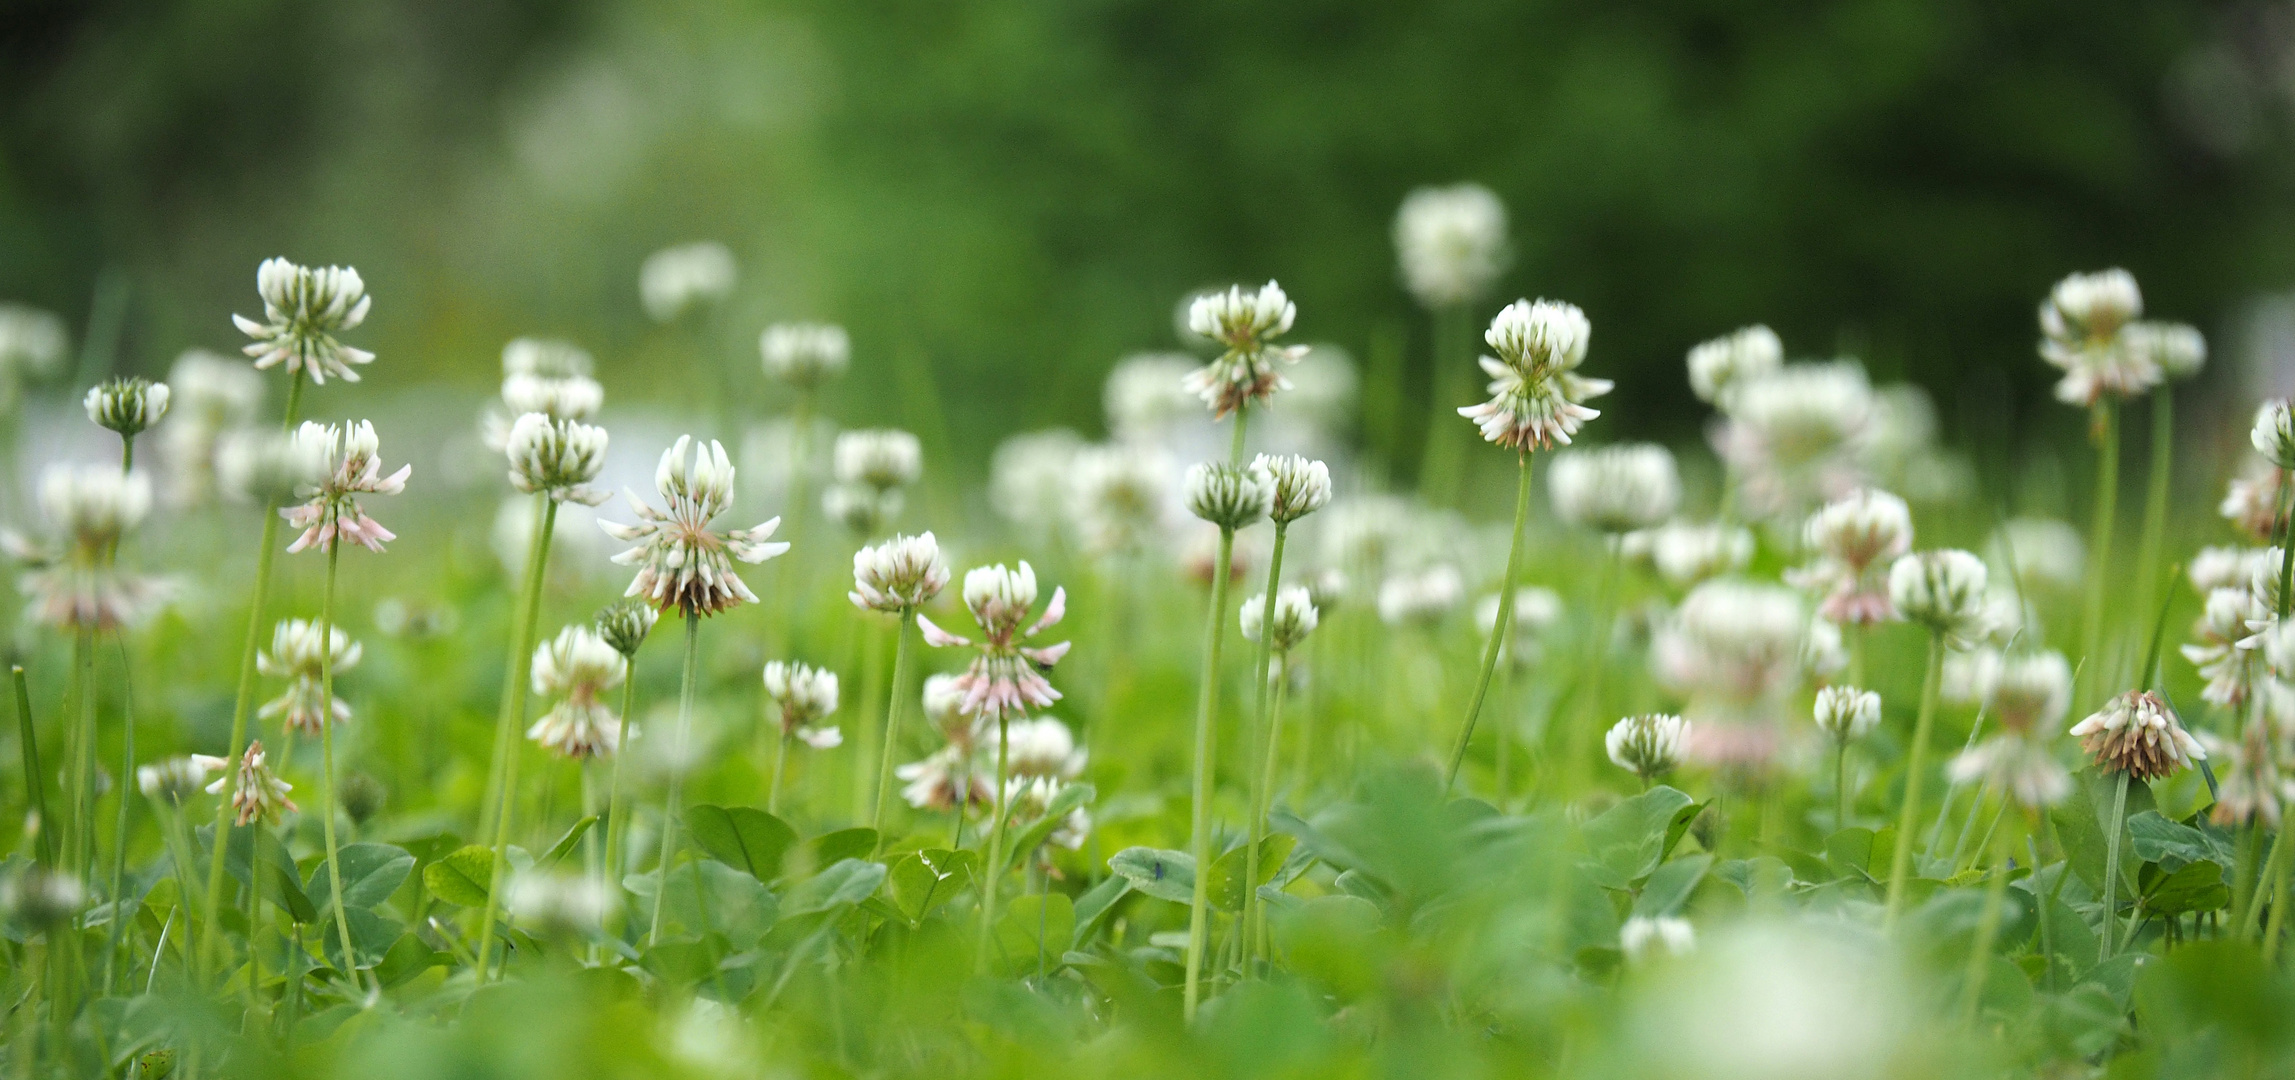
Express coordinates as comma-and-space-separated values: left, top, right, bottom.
1786, 488, 1911, 625
1476, 586, 1563, 666
762, 661, 841, 749
2251, 547, 2294, 625
507, 413, 609, 505
257, 618, 362, 734
529, 625, 627, 759
1103, 353, 1202, 442
1712, 361, 1873, 517
1319, 494, 1415, 572
1548, 443, 1679, 533
596, 600, 658, 659
1184, 461, 1273, 531
1458, 298, 1611, 451
1687, 325, 1783, 406
1607, 713, 1688, 781
2185, 587, 2263, 710
1887, 549, 1989, 647
1857, 384, 1944, 487
1653, 580, 1806, 707
1002, 716, 1086, 780
0, 302, 67, 384
849, 531, 951, 613
921, 672, 982, 749
760, 323, 850, 390
601, 436, 789, 617
920, 562, 1072, 725
1393, 183, 1510, 309
2191, 546, 2267, 595
207, 740, 296, 826
897, 744, 995, 813
232, 258, 374, 384
84, 377, 169, 439
823, 483, 901, 536
1240, 585, 1320, 652
1071, 444, 1172, 555
1251, 453, 1332, 525
989, 429, 1085, 537
216, 427, 329, 506
2038, 268, 2153, 406
2069, 689, 2204, 781
1, 866, 85, 932
1803, 616, 1848, 681
2209, 725, 2288, 828
137, 755, 225, 803
1377, 564, 1465, 627
833, 429, 922, 492
508, 871, 620, 936
500, 372, 604, 422
2220, 461, 2288, 542
1620, 914, 1695, 961
282, 420, 411, 553
639, 242, 736, 323
1989, 649, 2073, 733
1182, 281, 1306, 418
2254, 400, 2295, 470
36, 463, 150, 553
2125, 320, 2205, 381
160, 350, 264, 506
1947, 733, 2072, 808
9, 465, 162, 630
1813, 685, 1879, 743
1620, 520, 1754, 589
502, 337, 595, 379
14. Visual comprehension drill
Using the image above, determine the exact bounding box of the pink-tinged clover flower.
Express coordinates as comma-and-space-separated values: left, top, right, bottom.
232, 258, 374, 384
282, 420, 410, 553
919, 561, 1071, 724
1458, 298, 1610, 451
599, 435, 789, 618
207, 740, 297, 826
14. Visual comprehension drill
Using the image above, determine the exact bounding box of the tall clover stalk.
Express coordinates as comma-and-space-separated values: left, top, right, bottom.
1243, 587, 1320, 966
849, 532, 951, 852
1240, 455, 1329, 955
2075, 400, 2119, 708
595, 601, 658, 911
1395, 184, 1510, 507
1447, 452, 1531, 791
1881, 549, 1990, 929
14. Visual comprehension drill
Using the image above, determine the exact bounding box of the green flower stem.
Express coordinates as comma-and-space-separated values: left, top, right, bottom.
2264, 826, 2295, 963
870, 609, 918, 852
1960, 804, 2017, 1024
479, 495, 554, 846
2077, 399, 2119, 711
1183, 525, 1238, 1023
647, 613, 703, 948
201, 369, 306, 982
1835, 740, 1851, 833
769, 730, 792, 815
601, 669, 640, 912
2131, 386, 2174, 643
1416, 302, 1470, 506
1446, 450, 1531, 793
1884, 631, 1945, 930
852, 616, 887, 821
58, 627, 95, 1011
13, 666, 51, 868
1241, 520, 1290, 961
2098, 771, 2130, 961
2230, 820, 2263, 941
1249, 651, 1294, 966
313, 539, 365, 994
102, 636, 136, 993
475, 496, 559, 983
977, 714, 1013, 975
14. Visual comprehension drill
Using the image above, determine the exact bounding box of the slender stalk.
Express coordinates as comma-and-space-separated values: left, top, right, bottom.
1835, 741, 1851, 832
601, 671, 640, 904
103, 636, 136, 993
1249, 651, 1294, 965
475, 497, 559, 982
12, 667, 51, 867
201, 370, 306, 980
2131, 387, 2174, 641
313, 540, 364, 992
1446, 451, 1531, 792
647, 613, 703, 947
1960, 803, 2017, 1024
1183, 526, 1238, 1023
870, 609, 918, 850
1416, 303, 1470, 505
769, 731, 791, 815
852, 615, 887, 821
2095, 770, 2133, 960
2264, 826, 2295, 963
1241, 521, 1290, 957
479, 495, 554, 844
2230, 821, 2263, 941
976, 714, 1013, 974
1884, 632, 1946, 930
2077, 399, 2119, 710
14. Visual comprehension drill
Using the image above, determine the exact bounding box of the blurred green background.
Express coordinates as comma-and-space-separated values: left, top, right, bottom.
3, 0, 2289, 467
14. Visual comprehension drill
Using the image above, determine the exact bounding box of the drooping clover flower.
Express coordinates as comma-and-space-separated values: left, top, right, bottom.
1103, 353, 1203, 443
232, 258, 374, 384
282, 420, 411, 553
1887, 549, 1990, 648
1687, 325, 1784, 406
1393, 184, 1511, 309
256, 618, 362, 734
1620, 520, 1754, 589
1184, 461, 1273, 531
1548, 443, 1680, 534
2069, 690, 2204, 781
1813, 686, 1880, 744
137, 755, 226, 803
1458, 299, 1611, 451
1711, 361, 1874, 517
1181, 281, 1308, 419
5, 465, 164, 630
1607, 713, 1688, 782
1377, 564, 1465, 627
2038, 269, 2153, 406
529, 626, 627, 759
1476, 585, 1563, 667
600, 436, 790, 617
1787, 488, 1912, 625
639, 242, 737, 323
208, 740, 297, 826
920, 562, 1071, 724
762, 661, 842, 748
849, 531, 951, 613
760, 323, 850, 390
506, 414, 610, 506
1071, 444, 1172, 555
84, 377, 170, 441
1240, 585, 1320, 653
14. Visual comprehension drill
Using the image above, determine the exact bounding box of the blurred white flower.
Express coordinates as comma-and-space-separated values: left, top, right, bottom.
1686, 324, 1782, 406
1787, 488, 1911, 625
1319, 494, 1415, 573
760, 323, 850, 390
1988, 516, 2084, 594
1182, 281, 1307, 418
1948, 732, 2072, 808
282, 420, 411, 553
1393, 183, 1510, 308
2254, 399, 2295, 470
1607, 713, 1688, 781
1241, 585, 1320, 652
1459, 298, 1610, 451
989, 429, 1085, 538
509, 872, 619, 936
257, 617, 361, 734
2186, 587, 2263, 710
7, 465, 164, 630
1071, 444, 1172, 555
1476, 586, 1563, 666
506, 414, 609, 505
529, 625, 626, 758
1002, 716, 1086, 780
1377, 564, 1465, 627
1887, 549, 1990, 648
762, 661, 841, 748
600, 436, 789, 617
2039, 268, 2153, 406
1620, 520, 1753, 589
1989, 650, 2073, 735
1003, 774, 1092, 850
232, 258, 374, 384
1712, 361, 1873, 517
1103, 353, 1202, 443
833, 429, 922, 492
208, 740, 296, 826
897, 744, 995, 814
502, 337, 595, 379
1619, 914, 1695, 961
2220, 460, 2287, 542
2208, 725, 2289, 828
137, 755, 225, 803
2191, 546, 2267, 595
1813, 685, 1879, 743
159, 350, 264, 507
1548, 443, 1679, 533
0, 302, 67, 390
1654, 579, 1805, 708
2125, 320, 2205, 381
823, 483, 902, 536
1634, 923, 1905, 1080
217, 427, 328, 507
639, 242, 736, 323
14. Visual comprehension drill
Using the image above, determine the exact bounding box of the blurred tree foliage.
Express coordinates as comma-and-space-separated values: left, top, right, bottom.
2, 0, 2291, 465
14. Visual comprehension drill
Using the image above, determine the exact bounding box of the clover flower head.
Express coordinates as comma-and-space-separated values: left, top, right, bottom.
232, 258, 374, 383
1620, 520, 1755, 589
760, 323, 850, 390
1549, 443, 1679, 533
2126, 321, 2205, 381
1002, 775, 1093, 850
207, 740, 296, 826
528, 625, 627, 758
1002, 716, 1086, 780
989, 429, 1086, 537
0, 303, 68, 382
2191, 546, 2267, 595
762, 661, 842, 748
1608, 713, 1689, 781
2250, 546, 2293, 623
1393, 183, 1511, 308
1, 866, 84, 932
1459, 298, 1609, 451
833, 429, 923, 492
138, 755, 225, 803
1813, 685, 1880, 743
2038, 269, 2157, 405
921, 672, 983, 749
1103, 353, 1203, 441
639, 242, 736, 323
1621, 915, 1696, 962
1989, 650, 2073, 733
595, 600, 658, 659
2254, 400, 2295, 470
1687, 325, 1784, 405
216, 427, 329, 506
849, 531, 951, 613
9, 468, 164, 631
1185, 461, 1273, 531
507, 413, 610, 505
281, 420, 411, 554
84, 377, 170, 439
1071, 443, 1172, 555
897, 744, 996, 813
1947, 733, 2072, 808
36, 463, 149, 553
256, 618, 362, 734
508, 871, 620, 936
2069, 689, 2204, 781
920, 561, 1071, 725
1712, 361, 1874, 517
2209, 725, 2288, 828
2220, 461, 2289, 541
500, 372, 604, 424
1181, 281, 1306, 418
823, 483, 903, 536
503, 337, 595, 379
1887, 549, 1990, 647
1787, 488, 1912, 625
601, 435, 789, 617
1653, 580, 1806, 708
1240, 585, 1320, 652
1377, 564, 1465, 627
1251, 453, 1332, 525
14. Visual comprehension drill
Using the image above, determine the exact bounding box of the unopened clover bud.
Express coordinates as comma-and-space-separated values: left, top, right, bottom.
595, 600, 658, 659
1239, 586, 1319, 652
1606, 713, 1687, 782
1813, 685, 1880, 743
1252, 453, 1332, 525
85, 377, 170, 438
1184, 462, 1272, 531
2255, 399, 2295, 470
